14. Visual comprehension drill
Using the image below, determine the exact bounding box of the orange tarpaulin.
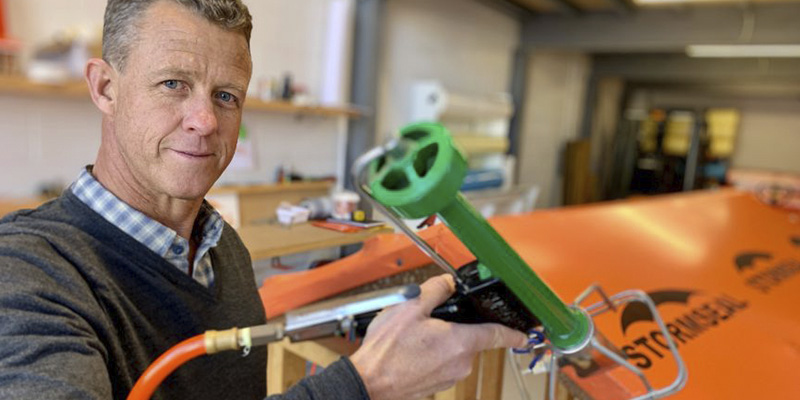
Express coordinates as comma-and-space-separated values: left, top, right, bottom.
259, 189, 800, 398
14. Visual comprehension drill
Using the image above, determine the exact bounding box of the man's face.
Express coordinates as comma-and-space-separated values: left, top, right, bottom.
107, 0, 252, 201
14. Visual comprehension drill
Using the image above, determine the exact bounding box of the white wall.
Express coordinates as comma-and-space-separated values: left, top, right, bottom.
376, 0, 521, 141
517, 51, 591, 208
643, 90, 800, 174
0, 95, 101, 195
0, 0, 350, 197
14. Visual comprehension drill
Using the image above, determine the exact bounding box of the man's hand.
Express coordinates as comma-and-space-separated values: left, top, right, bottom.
350, 274, 528, 400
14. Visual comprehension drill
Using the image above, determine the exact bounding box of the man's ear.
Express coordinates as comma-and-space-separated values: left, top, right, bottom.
85, 58, 117, 115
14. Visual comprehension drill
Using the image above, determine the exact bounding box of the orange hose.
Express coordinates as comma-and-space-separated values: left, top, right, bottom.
0, 0, 6, 38
127, 334, 207, 400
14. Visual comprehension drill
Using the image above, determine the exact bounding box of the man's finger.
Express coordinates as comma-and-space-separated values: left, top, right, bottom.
417, 274, 456, 314
456, 323, 528, 350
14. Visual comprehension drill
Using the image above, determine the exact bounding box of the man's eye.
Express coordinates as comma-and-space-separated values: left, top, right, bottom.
163, 80, 180, 89
216, 92, 236, 103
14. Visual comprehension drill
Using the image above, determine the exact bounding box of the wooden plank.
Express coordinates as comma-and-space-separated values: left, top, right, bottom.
239, 222, 393, 260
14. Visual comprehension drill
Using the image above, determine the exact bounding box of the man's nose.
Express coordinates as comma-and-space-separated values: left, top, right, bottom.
182, 95, 218, 136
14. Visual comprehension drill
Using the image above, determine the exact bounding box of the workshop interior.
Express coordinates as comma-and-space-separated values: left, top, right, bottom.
1, 0, 799, 399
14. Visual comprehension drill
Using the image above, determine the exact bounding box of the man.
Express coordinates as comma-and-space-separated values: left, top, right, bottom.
0, 0, 526, 399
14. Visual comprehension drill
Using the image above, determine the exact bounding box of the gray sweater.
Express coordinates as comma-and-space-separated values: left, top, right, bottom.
0, 192, 369, 399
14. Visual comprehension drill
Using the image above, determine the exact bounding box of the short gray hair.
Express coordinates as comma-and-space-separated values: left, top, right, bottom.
102, 0, 252, 71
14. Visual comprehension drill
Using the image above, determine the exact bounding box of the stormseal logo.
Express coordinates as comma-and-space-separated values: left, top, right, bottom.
620, 290, 696, 335
743, 260, 800, 293
734, 252, 772, 273
735, 242, 800, 293
619, 290, 748, 370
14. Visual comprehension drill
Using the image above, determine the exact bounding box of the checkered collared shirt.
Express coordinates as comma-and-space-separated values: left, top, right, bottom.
70, 167, 221, 288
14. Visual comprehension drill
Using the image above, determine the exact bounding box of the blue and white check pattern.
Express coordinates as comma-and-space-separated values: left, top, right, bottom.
71, 168, 221, 288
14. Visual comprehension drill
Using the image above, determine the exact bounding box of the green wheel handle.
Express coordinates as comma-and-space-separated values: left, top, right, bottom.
369, 122, 468, 219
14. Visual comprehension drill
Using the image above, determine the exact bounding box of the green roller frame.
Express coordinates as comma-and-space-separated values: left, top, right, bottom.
368, 122, 591, 351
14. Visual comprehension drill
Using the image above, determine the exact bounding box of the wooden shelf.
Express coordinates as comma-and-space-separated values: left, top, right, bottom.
0, 75, 88, 99
238, 222, 392, 260
0, 75, 361, 118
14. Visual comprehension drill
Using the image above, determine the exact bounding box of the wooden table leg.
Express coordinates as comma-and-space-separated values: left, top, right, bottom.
267, 339, 308, 395
479, 348, 506, 400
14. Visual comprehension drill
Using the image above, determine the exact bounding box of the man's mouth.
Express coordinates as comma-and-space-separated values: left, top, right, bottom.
171, 149, 213, 159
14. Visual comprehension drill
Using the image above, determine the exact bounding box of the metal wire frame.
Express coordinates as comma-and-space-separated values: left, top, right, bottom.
514, 286, 688, 400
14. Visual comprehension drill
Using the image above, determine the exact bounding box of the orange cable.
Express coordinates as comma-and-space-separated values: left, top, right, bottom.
127, 334, 207, 400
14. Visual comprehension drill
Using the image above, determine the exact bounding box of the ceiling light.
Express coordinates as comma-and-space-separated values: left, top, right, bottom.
686, 45, 800, 58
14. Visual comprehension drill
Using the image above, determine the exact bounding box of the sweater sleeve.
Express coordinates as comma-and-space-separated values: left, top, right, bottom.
0, 237, 113, 400
266, 358, 370, 400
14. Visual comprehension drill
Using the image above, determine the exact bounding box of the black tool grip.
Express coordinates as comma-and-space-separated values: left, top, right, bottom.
353, 261, 540, 337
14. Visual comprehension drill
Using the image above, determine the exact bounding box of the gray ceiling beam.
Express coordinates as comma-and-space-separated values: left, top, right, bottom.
593, 53, 800, 82
474, 0, 535, 20
506, 0, 582, 16
607, 0, 636, 14
522, 3, 800, 52
547, 0, 583, 16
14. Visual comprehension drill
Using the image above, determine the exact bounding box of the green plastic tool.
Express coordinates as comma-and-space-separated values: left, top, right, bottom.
366, 122, 590, 351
